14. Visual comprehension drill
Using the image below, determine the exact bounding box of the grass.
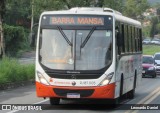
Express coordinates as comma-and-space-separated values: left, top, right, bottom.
143, 45, 160, 55
0, 57, 35, 84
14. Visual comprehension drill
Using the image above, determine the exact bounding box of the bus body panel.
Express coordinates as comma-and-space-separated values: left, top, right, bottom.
35, 62, 115, 87
114, 54, 142, 98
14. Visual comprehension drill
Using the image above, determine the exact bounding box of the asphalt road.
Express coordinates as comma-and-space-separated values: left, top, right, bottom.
1, 77, 160, 113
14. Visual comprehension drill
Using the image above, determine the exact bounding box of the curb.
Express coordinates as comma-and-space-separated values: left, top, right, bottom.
0, 80, 35, 90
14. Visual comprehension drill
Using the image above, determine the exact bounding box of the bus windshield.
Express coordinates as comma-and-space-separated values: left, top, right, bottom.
39, 28, 112, 70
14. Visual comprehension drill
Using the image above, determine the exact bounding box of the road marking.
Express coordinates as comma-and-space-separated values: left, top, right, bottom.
136, 87, 160, 104
144, 89, 160, 104
33, 99, 49, 104
125, 87, 160, 113
132, 89, 160, 113
6, 99, 49, 113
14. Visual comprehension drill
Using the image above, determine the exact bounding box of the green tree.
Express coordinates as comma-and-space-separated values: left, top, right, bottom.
33, 0, 65, 22
150, 17, 158, 37
62, 0, 94, 8
5, 0, 31, 27
124, 0, 149, 19
103, 0, 124, 12
33, 0, 102, 22
143, 25, 151, 37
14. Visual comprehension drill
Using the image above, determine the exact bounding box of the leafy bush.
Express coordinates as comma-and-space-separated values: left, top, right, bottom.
3, 24, 30, 57
0, 57, 35, 84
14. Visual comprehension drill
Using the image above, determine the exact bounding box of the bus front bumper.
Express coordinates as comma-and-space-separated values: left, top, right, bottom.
36, 82, 115, 99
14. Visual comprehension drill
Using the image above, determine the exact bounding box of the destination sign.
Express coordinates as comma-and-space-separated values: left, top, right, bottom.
49, 16, 104, 26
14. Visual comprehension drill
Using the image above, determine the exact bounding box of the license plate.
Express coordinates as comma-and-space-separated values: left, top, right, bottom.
142, 71, 145, 73
67, 93, 80, 98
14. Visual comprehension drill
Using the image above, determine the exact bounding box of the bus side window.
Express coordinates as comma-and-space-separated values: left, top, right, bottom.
116, 26, 123, 55
139, 29, 142, 51
124, 25, 128, 53
132, 26, 135, 52
120, 24, 125, 53
134, 27, 137, 52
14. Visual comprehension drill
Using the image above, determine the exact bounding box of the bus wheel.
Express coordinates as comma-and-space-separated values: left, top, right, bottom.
50, 98, 60, 105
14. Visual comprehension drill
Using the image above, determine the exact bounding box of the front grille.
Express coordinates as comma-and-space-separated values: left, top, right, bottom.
53, 88, 94, 97
46, 72, 102, 79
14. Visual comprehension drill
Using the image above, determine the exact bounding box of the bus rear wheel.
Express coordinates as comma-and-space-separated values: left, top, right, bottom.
50, 98, 60, 105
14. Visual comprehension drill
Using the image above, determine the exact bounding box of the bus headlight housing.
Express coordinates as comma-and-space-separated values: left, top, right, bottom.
37, 72, 50, 85
98, 72, 114, 86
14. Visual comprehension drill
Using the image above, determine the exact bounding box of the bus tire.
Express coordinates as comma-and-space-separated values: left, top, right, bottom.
50, 98, 60, 105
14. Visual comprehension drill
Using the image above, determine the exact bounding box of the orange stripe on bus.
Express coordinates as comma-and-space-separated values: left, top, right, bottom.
36, 82, 115, 99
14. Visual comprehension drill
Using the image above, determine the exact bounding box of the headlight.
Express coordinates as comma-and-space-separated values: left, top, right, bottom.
98, 72, 114, 86
37, 72, 50, 85
148, 67, 154, 70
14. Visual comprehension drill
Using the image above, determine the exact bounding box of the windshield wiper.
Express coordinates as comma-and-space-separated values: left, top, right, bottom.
80, 26, 96, 48
57, 26, 73, 46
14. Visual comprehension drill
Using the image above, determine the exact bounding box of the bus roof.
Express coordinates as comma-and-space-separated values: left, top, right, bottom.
41, 7, 141, 27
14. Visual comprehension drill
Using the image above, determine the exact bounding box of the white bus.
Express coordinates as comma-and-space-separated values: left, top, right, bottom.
36, 7, 142, 105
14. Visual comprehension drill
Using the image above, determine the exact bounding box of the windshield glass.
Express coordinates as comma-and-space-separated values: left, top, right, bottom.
143, 56, 154, 64
154, 54, 160, 60
39, 29, 112, 70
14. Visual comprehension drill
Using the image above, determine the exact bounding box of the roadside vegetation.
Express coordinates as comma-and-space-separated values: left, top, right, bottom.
3, 24, 31, 57
0, 57, 35, 84
143, 45, 160, 55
